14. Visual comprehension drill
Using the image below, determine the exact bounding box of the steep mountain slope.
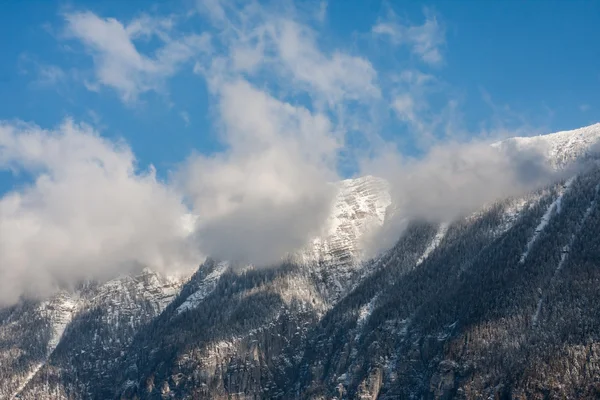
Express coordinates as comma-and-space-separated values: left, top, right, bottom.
295, 167, 600, 399
303, 175, 390, 264
0, 292, 77, 399
2, 123, 600, 399
0, 270, 187, 399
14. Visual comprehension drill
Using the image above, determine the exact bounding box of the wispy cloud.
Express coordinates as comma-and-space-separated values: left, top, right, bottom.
386, 68, 461, 148
479, 88, 547, 139
392, 93, 421, 130
316, 1, 328, 23
179, 111, 191, 126
64, 11, 211, 102
18, 54, 67, 87
373, 8, 445, 65
36, 64, 67, 86
195, 1, 380, 107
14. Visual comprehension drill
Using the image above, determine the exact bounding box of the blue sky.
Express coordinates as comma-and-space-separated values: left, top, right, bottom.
1, 0, 599, 303
1, 0, 598, 194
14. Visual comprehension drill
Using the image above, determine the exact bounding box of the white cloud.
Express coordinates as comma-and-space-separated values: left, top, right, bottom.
0, 120, 199, 306
196, 1, 380, 107
64, 11, 211, 102
361, 137, 561, 255
373, 9, 445, 65
392, 94, 418, 126
180, 79, 340, 265
180, 1, 384, 264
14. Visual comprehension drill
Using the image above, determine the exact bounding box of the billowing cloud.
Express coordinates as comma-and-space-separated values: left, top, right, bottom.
180, 79, 340, 265
0, 120, 199, 306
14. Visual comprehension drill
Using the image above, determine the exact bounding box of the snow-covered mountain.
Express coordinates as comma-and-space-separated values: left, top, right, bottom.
493, 122, 600, 167
2, 122, 600, 399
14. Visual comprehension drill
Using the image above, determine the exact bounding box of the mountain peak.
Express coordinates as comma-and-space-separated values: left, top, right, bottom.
300, 175, 390, 265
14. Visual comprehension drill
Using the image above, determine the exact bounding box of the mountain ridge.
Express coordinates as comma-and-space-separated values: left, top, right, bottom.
2, 122, 600, 399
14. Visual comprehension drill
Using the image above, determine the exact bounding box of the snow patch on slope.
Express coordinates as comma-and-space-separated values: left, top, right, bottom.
9, 292, 80, 399
177, 262, 228, 314
354, 295, 379, 341
532, 181, 600, 326
416, 223, 448, 266
494, 198, 531, 236
43, 292, 79, 353
520, 177, 575, 264
9, 362, 45, 400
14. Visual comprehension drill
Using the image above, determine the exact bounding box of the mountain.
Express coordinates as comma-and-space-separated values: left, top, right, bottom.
2, 123, 600, 399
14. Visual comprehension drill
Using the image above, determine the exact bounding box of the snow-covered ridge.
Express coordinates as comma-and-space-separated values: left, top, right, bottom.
493, 123, 600, 167
305, 123, 600, 267
304, 123, 600, 266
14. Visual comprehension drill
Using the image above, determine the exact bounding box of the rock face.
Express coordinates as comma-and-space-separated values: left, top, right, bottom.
2, 123, 600, 399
